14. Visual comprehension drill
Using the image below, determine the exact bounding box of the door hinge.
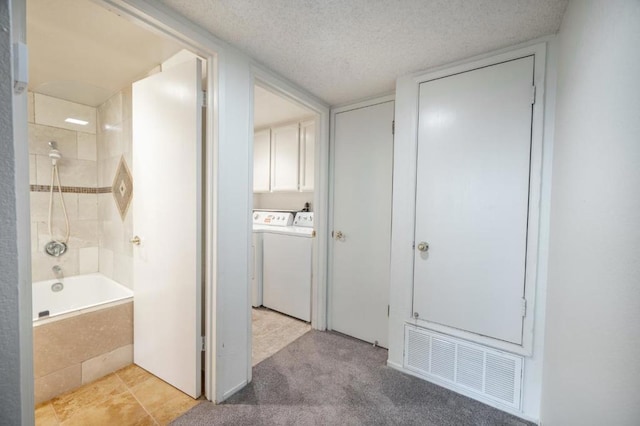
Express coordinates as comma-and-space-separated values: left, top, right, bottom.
531, 85, 536, 105
202, 90, 207, 107
392, 120, 395, 135
200, 335, 206, 352
521, 298, 527, 317
387, 305, 390, 317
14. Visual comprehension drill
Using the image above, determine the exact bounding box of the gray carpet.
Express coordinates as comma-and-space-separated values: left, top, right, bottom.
172, 330, 533, 425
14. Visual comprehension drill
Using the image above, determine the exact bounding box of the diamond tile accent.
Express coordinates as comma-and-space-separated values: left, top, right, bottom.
112, 156, 133, 220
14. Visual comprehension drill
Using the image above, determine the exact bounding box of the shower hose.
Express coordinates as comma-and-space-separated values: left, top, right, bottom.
48, 163, 70, 246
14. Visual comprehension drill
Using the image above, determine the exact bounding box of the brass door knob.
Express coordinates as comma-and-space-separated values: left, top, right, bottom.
417, 242, 429, 252
130, 236, 141, 245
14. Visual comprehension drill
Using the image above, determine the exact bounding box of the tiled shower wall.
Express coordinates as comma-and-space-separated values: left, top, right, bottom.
29, 93, 99, 282
97, 88, 134, 289
28, 89, 135, 288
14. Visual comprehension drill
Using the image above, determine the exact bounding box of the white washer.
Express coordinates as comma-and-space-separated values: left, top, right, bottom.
251, 211, 294, 307
252, 211, 314, 321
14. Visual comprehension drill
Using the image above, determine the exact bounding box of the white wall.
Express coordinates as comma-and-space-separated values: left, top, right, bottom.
541, 1, 640, 424
1, 0, 35, 424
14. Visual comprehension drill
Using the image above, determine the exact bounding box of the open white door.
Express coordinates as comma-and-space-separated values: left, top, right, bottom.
132, 59, 202, 398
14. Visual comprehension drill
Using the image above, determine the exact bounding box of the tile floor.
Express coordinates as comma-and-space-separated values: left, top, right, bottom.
34, 308, 310, 425
34, 364, 199, 425
252, 307, 311, 366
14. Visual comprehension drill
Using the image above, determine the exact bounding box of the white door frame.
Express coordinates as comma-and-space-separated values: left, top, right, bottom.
400, 43, 547, 356
248, 68, 331, 380
327, 94, 395, 333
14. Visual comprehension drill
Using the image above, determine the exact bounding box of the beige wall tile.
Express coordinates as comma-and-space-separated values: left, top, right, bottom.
122, 86, 132, 124
81, 344, 133, 385
34, 363, 82, 405
31, 249, 79, 282
36, 220, 98, 250
31, 222, 38, 253
33, 303, 133, 378
77, 194, 97, 220
113, 254, 133, 289
79, 247, 99, 274
101, 125, 124, 159
34, 93, 96, 134
97, 157, 119, 188
29, 123, 77, 159
36, 156, 97, 187
97, 92, 122, 133
77, 133, 97, 161
99, 247, 114, 279
28, 91, 35, 123
30, 192, 78, 222
30, 154, 37, 185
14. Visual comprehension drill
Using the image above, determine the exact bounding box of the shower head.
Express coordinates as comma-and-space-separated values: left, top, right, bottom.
48, 141, 62, 165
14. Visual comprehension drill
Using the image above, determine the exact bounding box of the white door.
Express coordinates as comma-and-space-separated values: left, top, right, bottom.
132, 58, 202, 398
413, 57, 534, 345
330, 101, 394, 347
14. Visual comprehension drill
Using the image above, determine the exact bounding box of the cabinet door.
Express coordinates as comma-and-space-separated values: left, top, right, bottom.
253, 129, 271, 192
271, 123, 300, 191
299, 120, 315, 192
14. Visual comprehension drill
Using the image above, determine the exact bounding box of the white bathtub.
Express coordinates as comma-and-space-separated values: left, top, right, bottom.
32, 273, 133, 323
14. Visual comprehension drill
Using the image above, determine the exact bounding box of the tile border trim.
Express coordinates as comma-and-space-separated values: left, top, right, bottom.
30, 185, 112, 194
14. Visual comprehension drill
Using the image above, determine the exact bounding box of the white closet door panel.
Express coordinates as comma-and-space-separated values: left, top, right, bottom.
413, 57, 534, 345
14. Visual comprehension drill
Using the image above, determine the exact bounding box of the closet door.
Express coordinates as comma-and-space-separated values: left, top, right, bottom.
330, 101, 394, 347
413, 57, 534, 345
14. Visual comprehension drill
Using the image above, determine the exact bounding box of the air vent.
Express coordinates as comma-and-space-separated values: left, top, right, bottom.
404, 325, 523, 410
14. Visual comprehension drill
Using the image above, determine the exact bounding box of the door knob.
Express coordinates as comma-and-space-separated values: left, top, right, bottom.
130, 236, 141, 245
417, 242, 429, 252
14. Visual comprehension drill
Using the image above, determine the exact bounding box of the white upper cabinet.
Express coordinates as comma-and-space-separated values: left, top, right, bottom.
271, 123, 300, 192
299, 120, 315, 192
253, 128, 271, 192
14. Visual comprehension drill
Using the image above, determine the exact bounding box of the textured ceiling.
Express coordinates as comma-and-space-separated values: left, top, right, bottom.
158, 0, 568, 105
28, 0, 182, 106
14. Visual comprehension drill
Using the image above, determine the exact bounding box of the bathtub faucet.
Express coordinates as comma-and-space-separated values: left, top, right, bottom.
52, 265, 64, 280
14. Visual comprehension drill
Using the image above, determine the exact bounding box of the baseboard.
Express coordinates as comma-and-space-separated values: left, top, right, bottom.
221, 379, 248, 401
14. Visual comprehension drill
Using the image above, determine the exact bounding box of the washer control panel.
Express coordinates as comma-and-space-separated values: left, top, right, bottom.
252, 211, 294, 226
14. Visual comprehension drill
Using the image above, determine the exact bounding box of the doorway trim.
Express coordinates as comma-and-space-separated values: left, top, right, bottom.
249, 66, 331, 379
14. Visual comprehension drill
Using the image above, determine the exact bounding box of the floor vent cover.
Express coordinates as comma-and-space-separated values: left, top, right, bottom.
404, 325, 523, 410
